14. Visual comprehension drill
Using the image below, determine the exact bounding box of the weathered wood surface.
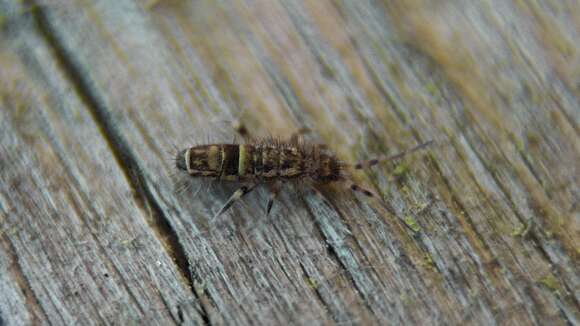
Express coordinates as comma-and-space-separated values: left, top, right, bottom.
0, 0, 578, 325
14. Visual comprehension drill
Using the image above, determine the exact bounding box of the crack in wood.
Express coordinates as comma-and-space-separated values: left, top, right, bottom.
28, 5, 211, 325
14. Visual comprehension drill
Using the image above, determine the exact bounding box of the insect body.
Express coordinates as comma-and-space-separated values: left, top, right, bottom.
175, 127, 431, 221
175, 141, 342, 183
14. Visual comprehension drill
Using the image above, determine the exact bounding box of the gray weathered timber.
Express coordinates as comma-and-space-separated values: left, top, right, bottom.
0, 0, 578, 325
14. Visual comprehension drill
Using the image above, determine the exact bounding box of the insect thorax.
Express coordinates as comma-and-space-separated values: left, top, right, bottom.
176, 142, 342, 183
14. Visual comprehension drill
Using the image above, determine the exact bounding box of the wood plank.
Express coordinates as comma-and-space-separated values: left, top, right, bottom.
0, 3, 203, 325
1, 0, 577, 324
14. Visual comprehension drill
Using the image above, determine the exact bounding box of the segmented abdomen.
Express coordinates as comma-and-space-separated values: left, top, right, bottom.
177, 143, 309, 182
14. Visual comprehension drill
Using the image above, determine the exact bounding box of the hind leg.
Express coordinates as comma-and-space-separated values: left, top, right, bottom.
347, 182, 381, 199
344, 180, 426, 233
352, 141, 433, 169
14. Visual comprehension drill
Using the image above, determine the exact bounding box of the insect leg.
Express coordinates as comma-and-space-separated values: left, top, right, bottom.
289, 128, 329, 150
353, 140, 433, 169
241, 182, 284, 232
265, 181, 284, 216
231, 119, 251, 140
289, 127, 311, 143
348, 182, 381, 199
211, 184, 258, 222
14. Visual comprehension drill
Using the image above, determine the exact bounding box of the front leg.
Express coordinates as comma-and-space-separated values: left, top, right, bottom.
211, 183, 258, 223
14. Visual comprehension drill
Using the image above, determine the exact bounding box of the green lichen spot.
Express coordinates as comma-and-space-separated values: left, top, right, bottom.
425, 81, 439, 97
422, 254, 436, 271
404, 216, 421, 233
511, 224, 526, 237
539, 275, 560, 295
305, 277, 318, 289
393, 164, 409, 177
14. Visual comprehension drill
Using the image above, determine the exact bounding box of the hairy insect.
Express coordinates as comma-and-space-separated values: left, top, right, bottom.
174, 124, 431, 222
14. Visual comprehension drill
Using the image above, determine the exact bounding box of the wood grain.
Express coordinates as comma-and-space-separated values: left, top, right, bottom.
0, 0, 578, 325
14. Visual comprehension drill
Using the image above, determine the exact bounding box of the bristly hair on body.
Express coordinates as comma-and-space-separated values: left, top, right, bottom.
173, 122, 432, 224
